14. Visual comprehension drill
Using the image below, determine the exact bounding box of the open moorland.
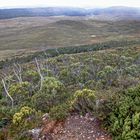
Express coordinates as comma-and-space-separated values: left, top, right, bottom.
0, 8, 140, 139
0, 16, 140, 60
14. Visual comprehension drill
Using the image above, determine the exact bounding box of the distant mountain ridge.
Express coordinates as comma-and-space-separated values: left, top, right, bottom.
0, 6, 140, 20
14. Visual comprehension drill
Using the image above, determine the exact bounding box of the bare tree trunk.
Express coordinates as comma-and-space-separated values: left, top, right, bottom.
13, 63, 22, 83
35, 58, 44, 90
2, 79, 14, 108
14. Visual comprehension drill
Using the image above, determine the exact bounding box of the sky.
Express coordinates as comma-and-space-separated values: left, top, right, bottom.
0, 0, 140, 8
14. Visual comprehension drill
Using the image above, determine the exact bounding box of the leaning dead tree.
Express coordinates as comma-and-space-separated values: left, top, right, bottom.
55, 48, 60, 55
35, 58, 44, 90
13, 63, 22, 83
2, 78, 14, 108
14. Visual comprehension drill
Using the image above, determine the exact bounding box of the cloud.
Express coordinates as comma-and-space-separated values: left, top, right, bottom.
0, 0, 139, 8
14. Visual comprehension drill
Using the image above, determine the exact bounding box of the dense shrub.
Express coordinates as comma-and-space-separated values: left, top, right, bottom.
70, 89, 96, 114
105, 85, 140, 139
10, 106, 42, 140
0, 82, 2, 99
0, 45, 140, 139
24, 70, 39, 84
41, 77, 65, 93
32, 77, 67, 112
49, 103, 70, 120
9, 82, 31, 105
84, 80, 96, 90
0, 106, 18, 132
97, 65, 116, 87
42, 68, 53, 77
59, 68, 72, 84
79, 69, 90, 83
124, 64, 140, 77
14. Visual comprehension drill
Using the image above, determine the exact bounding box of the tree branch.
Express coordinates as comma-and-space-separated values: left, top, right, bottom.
2, 78, 14, 108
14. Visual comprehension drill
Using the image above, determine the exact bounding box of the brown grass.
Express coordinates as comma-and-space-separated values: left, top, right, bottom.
0, 16, 140, 60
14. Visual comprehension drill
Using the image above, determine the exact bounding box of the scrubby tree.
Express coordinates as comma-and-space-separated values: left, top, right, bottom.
70, 89, 96, 114
32, 77, 66, 112
9, 82, 31, 105
97, 65, 117, 87
106, 85, 140, 139
12, 106, 42, 140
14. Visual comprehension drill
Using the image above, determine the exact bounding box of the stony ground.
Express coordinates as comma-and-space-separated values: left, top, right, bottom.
41, 114, 112, 140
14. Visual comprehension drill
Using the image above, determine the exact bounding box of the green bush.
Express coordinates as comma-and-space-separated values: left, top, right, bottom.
59, 67, 78, 85
97, 66, 116, 87
79, 69, 90, 84
84, 80, 96, 90
125, 64, 139, 77
32, 77, 67, 112
49, 103, 70, 121
105, 85, 140, 140
24, 70, 39, 84
0, 106, 18, 130
0, 82, 2, 99
32, 92, 54, 112
70, 89, 96, 114
42, 68, 53, 77
0, 106, 18, 121
41, 77, 64, 93
10, 106, 42, 140
59, 68, 72, 84
12, 106, 36, 125
9, 82, 31, 105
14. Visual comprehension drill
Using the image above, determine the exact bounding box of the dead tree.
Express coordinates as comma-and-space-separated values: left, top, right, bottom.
55, 48, 60, 55
13, 63, 22, 83
35, 58, 44, 90
2, 78, 14, 108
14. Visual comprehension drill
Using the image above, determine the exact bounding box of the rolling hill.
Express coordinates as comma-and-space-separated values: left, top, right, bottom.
0, 6, 140, 20
0, 16, 140, 60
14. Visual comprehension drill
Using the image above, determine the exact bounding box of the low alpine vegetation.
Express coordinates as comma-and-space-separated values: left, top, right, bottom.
0, 46, 140, 139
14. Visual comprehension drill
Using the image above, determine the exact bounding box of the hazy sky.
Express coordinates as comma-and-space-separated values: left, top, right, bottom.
0, 0, 140, 8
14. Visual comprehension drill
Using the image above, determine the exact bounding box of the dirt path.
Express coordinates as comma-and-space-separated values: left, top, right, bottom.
42, 114, 112, 140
